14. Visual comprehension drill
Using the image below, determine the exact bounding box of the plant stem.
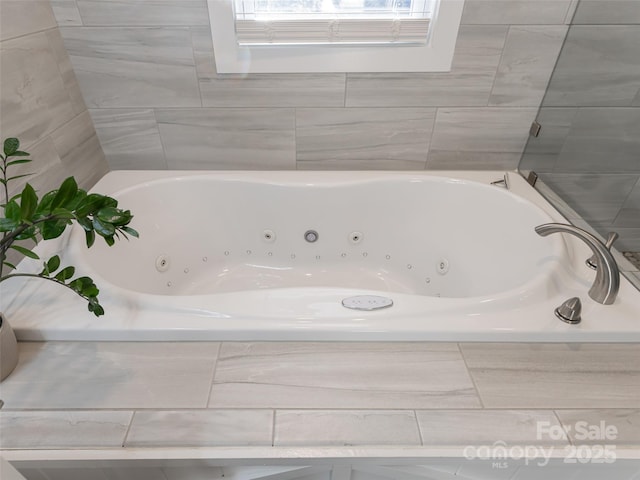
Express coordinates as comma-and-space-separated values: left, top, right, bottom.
0, 213, 58, 250
0, 272, 94, 304
1, 156, 9, 279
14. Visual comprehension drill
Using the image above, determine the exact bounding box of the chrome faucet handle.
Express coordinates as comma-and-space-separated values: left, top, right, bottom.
586, 231, 619, 270
555, 297, 582, 324
535, 223, 620, 305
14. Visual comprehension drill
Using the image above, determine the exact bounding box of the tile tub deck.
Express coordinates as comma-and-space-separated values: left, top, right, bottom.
1, 341, 639, 465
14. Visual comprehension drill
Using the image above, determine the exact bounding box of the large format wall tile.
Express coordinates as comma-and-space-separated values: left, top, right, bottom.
428, 107, 537, 169
60, 27, 201, 107
75, 0, 209, 26
540, 174, 639, 223
0, 0, 57, 42
345, 26, 508, 107
0, 342, 220, 409
190, 25, 216, 80
543, 26, 640, 107
51, 110, 109, 187
573, 0, 640, 24
553, 108, 640, 173
0, 411, 132, 449
461, 343, 640, 408
0, 32, 77, 145
461, 0, 573, 25
296, 108, 434, 169
554, 409, 640, 445
156, 108, 296, 169
0, 0, 107, 198
89, 109, 167, 169
615, 178, 640, 228
50, 0, 580, 173
209, 343, 480, 408
521, 108, 577, 157
46, 28, 87, 114
416, 410, 568, 446
518, 107, 578, 172
126, 410, 273, 447
274, 410, 422, 446
201, 74, 346, 108
50, 0, 83, 26
489, 26, 568, 107
7, 136, 66, 199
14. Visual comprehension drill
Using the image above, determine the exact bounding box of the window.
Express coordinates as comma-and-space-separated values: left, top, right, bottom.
208, 0, 465, 73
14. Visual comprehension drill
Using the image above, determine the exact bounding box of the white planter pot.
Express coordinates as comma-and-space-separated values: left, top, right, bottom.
0, 314, 18, 382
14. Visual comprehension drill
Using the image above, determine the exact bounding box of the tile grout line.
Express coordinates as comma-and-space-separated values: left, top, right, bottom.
413, 410, 425, 446
271, 409, 277, 447
552, 409, 575, 447
121, 410, 136, 448
457, 343, 486, 409
151, 108, 170, 169
205, 342, 223, 408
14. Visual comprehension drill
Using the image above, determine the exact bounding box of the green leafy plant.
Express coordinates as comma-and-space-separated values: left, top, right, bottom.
0, 137, 138, 316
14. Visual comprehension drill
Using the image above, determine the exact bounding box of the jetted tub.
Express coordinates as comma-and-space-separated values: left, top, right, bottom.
4, 170, 640, 341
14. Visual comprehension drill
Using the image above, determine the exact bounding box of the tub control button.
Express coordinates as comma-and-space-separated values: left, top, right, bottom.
342, 295, 393, 311
262, 230, 276, 243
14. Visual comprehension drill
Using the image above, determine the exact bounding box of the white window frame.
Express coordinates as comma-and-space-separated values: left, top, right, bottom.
208, 0, 465, 74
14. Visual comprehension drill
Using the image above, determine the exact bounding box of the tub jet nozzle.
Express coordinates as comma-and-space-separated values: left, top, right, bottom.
304, 230, 319, 243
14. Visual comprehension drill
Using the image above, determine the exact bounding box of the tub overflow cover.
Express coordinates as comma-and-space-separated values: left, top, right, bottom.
342, 295, 394, 311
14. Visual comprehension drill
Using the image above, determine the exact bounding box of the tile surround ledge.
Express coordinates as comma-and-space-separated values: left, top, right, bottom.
1, 341, 639, 466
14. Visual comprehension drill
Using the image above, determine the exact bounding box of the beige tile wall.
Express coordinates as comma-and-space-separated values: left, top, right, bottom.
49, 0, 572, 171
0, 0, 108, 197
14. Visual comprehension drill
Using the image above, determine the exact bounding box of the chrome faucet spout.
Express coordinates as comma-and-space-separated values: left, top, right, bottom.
535, 223, 620, 305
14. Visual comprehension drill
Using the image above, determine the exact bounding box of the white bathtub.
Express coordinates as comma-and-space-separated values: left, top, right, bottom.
4, 170, 640, 341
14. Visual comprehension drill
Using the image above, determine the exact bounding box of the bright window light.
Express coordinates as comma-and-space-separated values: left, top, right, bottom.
208, 0, 465, 73
233, 0, 434, 45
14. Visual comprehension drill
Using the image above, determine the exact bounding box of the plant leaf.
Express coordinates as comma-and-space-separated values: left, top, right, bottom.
9, 151, 30, 157
65, 189, 87, 211
3, 138, 19, 156
6, 174, 34, 184
6, 158, 31, 167
35, 190, 57, 215
47, 255, 61, 273
88, 302, 105, 317
85, 229, 95, 248
120, 226, 139, 238
96, 207, 129, 225
92, 217, 115, 237
51, 177, 78, 210
4, 200, 20, 221
20, 184, 38, 220
0, 217, 18, 232
10, 244, 40, 260
40, 218, 68, 240
54, 266, 75, 281
76, 193, 107, 217
51, 207, 75, 220
76, 216, 93, 232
